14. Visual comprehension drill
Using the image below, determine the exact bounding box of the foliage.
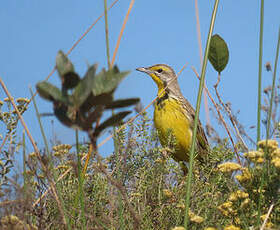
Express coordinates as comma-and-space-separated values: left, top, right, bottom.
36, 51, 139, 140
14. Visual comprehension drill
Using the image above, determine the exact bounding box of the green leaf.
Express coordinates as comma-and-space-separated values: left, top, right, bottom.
73, 64, 98, 107
92, 66, 130, 96
208, 34, 229, 73
80, 93, 113, 113
36, 81, 69, 104
94, 111, 131, 136
106, 98, 140, 109
56, 50, 80, 89
53, 103, 75, 128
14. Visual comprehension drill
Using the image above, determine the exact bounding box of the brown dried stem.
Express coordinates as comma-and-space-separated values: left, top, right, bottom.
111, 0, 135, 67
191, 67, 242, 165
214, 73, 249, 152
0, 78, 67, 227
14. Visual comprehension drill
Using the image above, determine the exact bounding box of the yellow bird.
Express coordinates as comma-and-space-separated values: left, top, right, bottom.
136, 64, 208, 172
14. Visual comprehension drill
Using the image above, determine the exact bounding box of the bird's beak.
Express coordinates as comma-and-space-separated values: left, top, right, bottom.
136, 67, 152, 75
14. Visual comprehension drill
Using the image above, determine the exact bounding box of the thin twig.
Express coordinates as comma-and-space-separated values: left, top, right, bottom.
260, 203, 274, 230
191, 67, 242, 165
0, 78, 68, 227
111, 0, 135, 67
214, 74, 249, 152
28, 0, 120, 104
0, 133, 9, 154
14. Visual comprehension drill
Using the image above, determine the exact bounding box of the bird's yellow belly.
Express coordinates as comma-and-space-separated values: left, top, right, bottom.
154, 98, 192, 162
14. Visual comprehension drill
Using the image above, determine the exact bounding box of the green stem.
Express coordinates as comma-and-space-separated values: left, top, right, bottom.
29, 87, 50, 157
183, 0, 220, 228
266, 27, 280, 139
30, 87, 71, 229
258, 26, 280, 226
75, 129, 86, 230
256, 0, 264, 226
257, 0, 264, 144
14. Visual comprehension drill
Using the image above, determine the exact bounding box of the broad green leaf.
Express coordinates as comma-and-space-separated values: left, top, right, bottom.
53, 103, 75, 128
92, 66, 130, 96
56, 50, 79, 88
80, 93, 113, 113
73, 64, 97, 107
208, 34, 229, 73
56, 50, 74, 76
94, 111, 131, 136
106, 98, 140, 109
36, 81, 69, 104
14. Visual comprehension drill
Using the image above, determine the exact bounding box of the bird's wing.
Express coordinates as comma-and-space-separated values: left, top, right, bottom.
180, 97, 209, 155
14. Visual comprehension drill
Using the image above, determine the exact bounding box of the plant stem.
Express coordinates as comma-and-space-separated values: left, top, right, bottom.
104, 0, 111, 69
257, 0, 264, 144
184, 0, 220, 228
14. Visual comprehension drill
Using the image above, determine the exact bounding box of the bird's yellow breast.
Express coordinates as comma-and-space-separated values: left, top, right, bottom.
154, 96, 192, 162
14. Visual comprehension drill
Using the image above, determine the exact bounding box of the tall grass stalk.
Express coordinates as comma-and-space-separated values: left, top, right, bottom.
75, 129, 86, 230
22, 130, 27, 200
29, 87, 50, 157
30, 87, 71, 230
258, 26, 280, 226
266, 27, 280, 139
183, 0, 220, 228
256, 0, 264, 226
257, 0, 264, 144
114, 133, 125, 229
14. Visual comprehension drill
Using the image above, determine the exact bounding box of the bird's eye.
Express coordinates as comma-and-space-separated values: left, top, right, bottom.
157, 68, 163, 73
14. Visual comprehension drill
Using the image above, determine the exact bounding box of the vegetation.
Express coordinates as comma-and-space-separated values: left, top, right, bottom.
0, 0, 280, 229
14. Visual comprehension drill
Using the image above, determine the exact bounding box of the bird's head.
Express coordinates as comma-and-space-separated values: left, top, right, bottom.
136, 64, 179, 96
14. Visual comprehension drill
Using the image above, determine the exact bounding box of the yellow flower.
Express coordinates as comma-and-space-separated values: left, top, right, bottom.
171, 227, 185, 230
0, 100, 3, 106
189, 211, 204, 223
218, 201, 236, 216
176, 203, 185, 210
244, 150, 268, 164
131, 192, 141, 197
224, 225, 240, 230
235, 168, 252, 183
258, 139, 278, 151
163, 189, 173, 198
229, 190, 248, 202
16, 97, 30, 104
241, 198, 250, 208
217, 162, 241, 173
271, 148, 280, 158
52, 144, 72, 152
271, 157, 280, 169
256, 157, 265, 163
204, 228, 217, 230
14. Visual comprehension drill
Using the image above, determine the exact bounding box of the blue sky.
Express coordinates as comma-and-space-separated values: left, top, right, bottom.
1, 1, 280, 158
